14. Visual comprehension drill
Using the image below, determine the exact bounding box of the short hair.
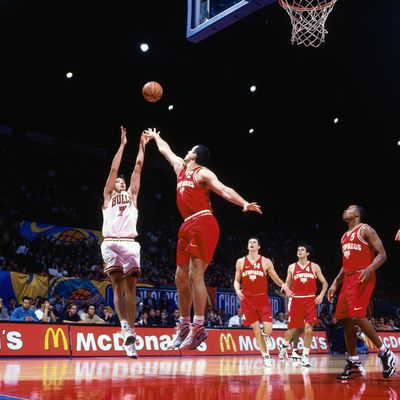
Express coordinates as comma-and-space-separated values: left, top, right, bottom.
22, 296, 30, 302
297, 243, 313, 254
354, 204, 365, 220
117, 174, 126, 182
248, 237, 261, 245
193, 145, 210, 165
37, 297, 49, 308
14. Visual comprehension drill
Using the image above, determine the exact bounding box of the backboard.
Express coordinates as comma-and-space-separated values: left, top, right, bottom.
186, 0, 276, 43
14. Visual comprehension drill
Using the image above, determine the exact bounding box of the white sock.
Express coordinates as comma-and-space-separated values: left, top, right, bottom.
262, 352, 269, 357
120, 319, 130, 330
193, 315, 205, 326
179, 316, 190, 325
303, 347, 310, 356
349, 355, 360, 362
292, 347, 298, 354
283, 340, 290, 347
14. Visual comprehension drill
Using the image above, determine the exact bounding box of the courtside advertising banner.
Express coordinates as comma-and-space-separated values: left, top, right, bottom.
0, 322, 70, 356
2, 322, 400, 357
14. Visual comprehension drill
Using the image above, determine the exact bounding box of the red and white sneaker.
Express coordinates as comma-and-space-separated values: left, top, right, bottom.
168, 322, 190, 349
179, 323, 208, 350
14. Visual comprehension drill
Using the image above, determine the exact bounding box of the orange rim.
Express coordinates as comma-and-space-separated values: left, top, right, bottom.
278, 0, 336, 12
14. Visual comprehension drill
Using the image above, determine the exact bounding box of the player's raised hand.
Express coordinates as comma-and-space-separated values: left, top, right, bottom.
243, 202, 262, 214
120, 126, 127, 146
395, 229, 400, 241
143, 127, 160, 139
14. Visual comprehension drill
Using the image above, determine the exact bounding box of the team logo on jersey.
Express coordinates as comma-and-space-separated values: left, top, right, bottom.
250, 275, 257, 281
343, 250, 350, 259
301, 278, 307, 283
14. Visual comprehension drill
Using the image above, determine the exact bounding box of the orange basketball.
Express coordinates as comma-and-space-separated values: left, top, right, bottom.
142, 81, 163, 103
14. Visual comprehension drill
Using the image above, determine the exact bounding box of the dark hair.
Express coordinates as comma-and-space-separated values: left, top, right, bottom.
22, 296, 30, 302
193, 145, 210, 165
355, 204, 365, 220
117, 174, 126, 182
37, 297, 48, 308
297, 243, 313, 254
248, 237, 261, 245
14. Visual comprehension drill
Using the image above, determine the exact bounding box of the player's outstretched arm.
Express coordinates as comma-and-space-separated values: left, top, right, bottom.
395, 229, 400, 241
103, 126, 127, 205
144, 128, 184, 174
129, 133, 148, 207
197, 168, 262, 214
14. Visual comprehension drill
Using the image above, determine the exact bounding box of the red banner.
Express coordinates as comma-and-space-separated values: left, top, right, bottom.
2, 322, 400, 357
0, 322, 70, 356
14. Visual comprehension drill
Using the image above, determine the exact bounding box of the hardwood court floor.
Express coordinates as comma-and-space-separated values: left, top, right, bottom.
0, 354, 398, 400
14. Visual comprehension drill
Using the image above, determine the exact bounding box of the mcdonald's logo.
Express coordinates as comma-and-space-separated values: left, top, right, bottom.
44, 327, 68, 351
220, 333, 237, 352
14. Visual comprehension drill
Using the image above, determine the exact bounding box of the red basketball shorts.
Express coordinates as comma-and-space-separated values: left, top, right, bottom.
335, 270, 376, 319
241, 293, 272, 326
176, 214, 220, 266
287, 296, 317, 329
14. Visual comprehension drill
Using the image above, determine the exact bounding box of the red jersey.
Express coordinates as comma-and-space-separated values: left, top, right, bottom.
290, 261, 317, 296
176, 166, 213, 220
341, 224, 374, 273
241, 256, 268, 296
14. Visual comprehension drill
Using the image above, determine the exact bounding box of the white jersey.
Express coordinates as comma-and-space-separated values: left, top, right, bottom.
102, 190, 138, 238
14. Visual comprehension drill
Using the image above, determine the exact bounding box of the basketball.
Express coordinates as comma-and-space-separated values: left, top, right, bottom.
142, 81, 163, 103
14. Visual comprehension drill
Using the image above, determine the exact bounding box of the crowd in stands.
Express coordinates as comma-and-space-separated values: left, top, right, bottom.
1, 129, 400, 343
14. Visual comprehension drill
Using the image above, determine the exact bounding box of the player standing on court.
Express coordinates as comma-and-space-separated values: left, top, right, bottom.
101, 126, 148, 359
328, 205, 396, 379
144, 128, 262, 350
234, 237, 293, 367
278, 244, 328, 367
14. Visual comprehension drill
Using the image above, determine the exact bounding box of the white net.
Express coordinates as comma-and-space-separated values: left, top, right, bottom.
278, 0, 338, 48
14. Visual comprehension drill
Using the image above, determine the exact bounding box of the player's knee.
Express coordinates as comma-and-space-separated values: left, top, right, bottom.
175, 271, 188, 287
188, 269, 203, 284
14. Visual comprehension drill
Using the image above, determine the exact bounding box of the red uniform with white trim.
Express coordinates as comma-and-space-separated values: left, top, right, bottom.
240, 255, 272, 326
287, 261, 318, 329
335, 224, 375, 319
101, 190, 141, 278
176, 165, 219, 265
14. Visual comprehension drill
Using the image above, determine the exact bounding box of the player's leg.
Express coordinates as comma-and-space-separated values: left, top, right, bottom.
356, 317, 396, 378
300, 323, 313, 367
179, 215, 219, 350
261, 321, 273, 352
291, 328, 303, 360
253, 321, 272, 367
122, 275, 138, 358
169, 263, 191, 349
279, 327, 296, 359
109, 271, 135, 345
179, 256, 208, 350
336, 318, 366, 379
123, 275, 137, 328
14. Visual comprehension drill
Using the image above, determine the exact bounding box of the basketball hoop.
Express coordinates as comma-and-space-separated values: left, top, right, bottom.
278, 0, 338, 48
